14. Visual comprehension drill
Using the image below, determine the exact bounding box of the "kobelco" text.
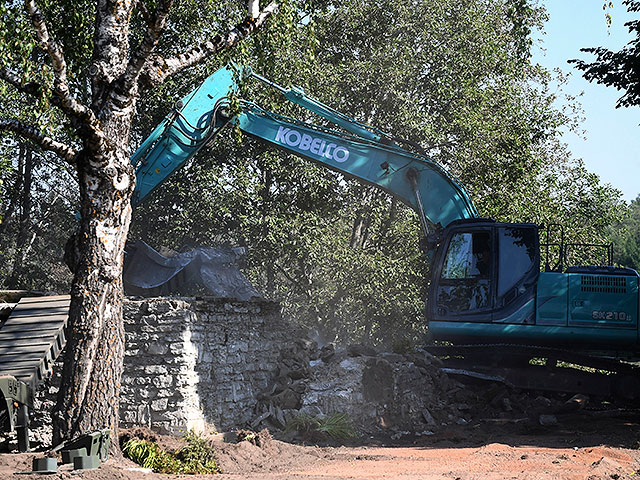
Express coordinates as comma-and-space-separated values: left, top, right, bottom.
275, 127, 350, 162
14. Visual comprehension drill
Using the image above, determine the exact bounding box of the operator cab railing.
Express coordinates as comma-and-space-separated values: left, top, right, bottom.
540, 223, 614, 272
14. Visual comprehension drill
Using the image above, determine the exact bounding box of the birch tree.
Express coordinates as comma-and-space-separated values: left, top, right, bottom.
0, 0, 277, 446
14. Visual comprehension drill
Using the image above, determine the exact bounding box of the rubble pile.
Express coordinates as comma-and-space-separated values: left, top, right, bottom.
251, 340, 466, 436
250, 339, 609, 440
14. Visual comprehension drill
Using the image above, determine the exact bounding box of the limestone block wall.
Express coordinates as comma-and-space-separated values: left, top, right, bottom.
31, 296, 454, 447
121, 297, 294, 434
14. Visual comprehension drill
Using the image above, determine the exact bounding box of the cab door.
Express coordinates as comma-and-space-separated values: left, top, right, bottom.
431, 227, 495, 321
493, 225, 539, 324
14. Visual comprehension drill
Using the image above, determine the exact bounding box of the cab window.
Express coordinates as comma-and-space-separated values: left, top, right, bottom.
437, 231, 492, 313
497, 227, 536, 298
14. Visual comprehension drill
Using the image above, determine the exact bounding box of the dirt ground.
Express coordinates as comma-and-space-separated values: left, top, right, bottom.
2, 413, 640, 480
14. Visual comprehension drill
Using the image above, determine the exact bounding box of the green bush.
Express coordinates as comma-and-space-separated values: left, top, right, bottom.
174, 431, 220, 474
123, 431, 219, 474
317, 413, 356, 440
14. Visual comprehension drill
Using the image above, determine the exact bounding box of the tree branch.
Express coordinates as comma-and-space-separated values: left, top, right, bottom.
24, 0, 97, 126
0, 118, 78, 164
247, 0, 260, 19
122, 0, 174, 93
0, 67, 42, 99
90, 0, 136, 92
140, 2, 278, 89
135, 0, 153, 26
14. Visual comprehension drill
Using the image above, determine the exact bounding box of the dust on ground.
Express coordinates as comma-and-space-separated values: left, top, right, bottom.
2, 413, 640, 480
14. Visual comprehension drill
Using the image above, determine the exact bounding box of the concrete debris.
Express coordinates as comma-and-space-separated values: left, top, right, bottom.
533, 396, 553, 409
319, 344, 335, 363
251, 411, 272, 429
422, 409, 436, 426
558, 394, 589, 413
250, 338, 604, 437
252, 342, 462, 435
347, 344, 378, 358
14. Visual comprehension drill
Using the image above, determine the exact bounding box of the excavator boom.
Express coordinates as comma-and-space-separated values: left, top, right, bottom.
131, 65, 477, 232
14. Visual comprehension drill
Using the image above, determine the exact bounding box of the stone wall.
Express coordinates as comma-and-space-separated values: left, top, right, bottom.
29, 295, 457, 448
121, 296, 296, 434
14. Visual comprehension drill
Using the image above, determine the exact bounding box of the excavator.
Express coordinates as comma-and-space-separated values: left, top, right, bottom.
131, 64, 640, 396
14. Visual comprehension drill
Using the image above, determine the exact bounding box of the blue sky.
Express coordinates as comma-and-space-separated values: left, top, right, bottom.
532, 1, 639, 203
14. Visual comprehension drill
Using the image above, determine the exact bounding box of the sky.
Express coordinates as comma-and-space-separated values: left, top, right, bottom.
532, 0, 639, 203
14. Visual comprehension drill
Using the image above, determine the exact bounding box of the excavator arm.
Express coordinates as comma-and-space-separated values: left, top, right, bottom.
131, 65, 477, 234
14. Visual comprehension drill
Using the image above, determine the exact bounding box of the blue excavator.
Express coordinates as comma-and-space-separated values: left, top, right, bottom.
131, 65, 640, 396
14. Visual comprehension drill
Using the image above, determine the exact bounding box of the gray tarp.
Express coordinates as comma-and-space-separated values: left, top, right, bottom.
123, 240, 262, 300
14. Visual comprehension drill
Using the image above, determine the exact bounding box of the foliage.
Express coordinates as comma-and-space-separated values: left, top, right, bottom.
611, 196, 640, 270
129, 0, 627, 349
123, 431, 220, 474
571, 0, 640, 108
122, 438, 168, 470
316, 413, 357, 439
0, 143, 76, 291
285, 413, 356, 440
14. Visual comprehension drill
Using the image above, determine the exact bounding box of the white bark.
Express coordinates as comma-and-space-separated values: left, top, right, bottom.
139, 2, 278, 88
90, 0, 135, 86
248, 0, 260, 19
0, 119, 78, 163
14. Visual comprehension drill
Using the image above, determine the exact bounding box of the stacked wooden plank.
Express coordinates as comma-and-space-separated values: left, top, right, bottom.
0, 295, 70, 392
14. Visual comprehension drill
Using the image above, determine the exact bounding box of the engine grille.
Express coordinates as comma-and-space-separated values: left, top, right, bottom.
580, 275, 627, 294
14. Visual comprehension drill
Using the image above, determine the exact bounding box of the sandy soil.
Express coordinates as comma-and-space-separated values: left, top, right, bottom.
3, 414, 640, 480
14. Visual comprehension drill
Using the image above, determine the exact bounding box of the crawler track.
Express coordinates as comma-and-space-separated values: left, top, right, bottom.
425, 344, 640, 400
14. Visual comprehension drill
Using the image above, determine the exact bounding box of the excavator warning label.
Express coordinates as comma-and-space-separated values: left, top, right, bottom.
275, 127, 350, 162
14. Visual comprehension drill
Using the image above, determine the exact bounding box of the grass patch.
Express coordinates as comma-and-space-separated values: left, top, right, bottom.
123, 431, 219, 474
285, 413, 356, 440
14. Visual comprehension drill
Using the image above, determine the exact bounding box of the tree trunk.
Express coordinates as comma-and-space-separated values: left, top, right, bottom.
0, 144, 25, 240
7, 145, 33, 288
54, 118, 134, 450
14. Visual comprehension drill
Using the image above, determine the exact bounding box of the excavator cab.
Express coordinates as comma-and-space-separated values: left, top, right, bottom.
428, 220, 540, 339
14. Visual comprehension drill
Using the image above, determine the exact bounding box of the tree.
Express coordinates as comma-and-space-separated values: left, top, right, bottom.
571, 0, 640, 108
612, 195, 640, 269
0, 0, 278, 446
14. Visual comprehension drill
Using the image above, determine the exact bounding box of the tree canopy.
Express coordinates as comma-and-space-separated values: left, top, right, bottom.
571, 0, 640, 108
129, 0, 628, 346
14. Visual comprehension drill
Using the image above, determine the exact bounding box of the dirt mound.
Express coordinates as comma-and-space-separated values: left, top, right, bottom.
211, 432, 329, 474
1, 415, 639, 479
